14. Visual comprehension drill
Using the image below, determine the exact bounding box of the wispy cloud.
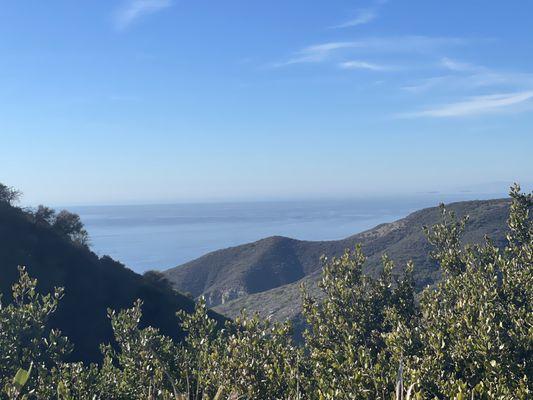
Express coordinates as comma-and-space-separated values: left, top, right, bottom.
115, 0, 172, 30
270, 42, 355, 67
332, 9, 377, 29
272, 36, 467, 68
401, 76, 449, 93
331, 0, 390, 29
440, 57, 485, 73
339, 60, 392, 71
403, 58, 533, 93
399, 91, 533, 118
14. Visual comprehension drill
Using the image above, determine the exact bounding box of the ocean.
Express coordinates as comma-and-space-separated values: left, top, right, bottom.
70, 194, 498, 273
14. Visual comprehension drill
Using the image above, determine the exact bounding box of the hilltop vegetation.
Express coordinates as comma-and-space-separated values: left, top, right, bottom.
1, 185, 531, 399
0, 183, 223, 363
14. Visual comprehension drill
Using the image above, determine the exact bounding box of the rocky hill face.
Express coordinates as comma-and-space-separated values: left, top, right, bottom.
0, 203, 223, 363
164, 234, 346, 306
164, 199, 510, 323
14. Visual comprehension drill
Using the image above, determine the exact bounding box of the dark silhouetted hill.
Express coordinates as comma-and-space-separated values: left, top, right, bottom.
0, 202, 223, 363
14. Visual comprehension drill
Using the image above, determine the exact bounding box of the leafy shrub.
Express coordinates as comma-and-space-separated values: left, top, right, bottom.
0, 267, 71, 399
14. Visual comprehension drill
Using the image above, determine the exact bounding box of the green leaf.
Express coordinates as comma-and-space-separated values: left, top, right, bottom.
212, 386, 224, 400
57, 381, 71, 400
13, 363, 32, 389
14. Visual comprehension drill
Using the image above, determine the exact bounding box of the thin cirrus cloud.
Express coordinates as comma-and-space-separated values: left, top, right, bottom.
331, 0, 390, 29
399, 91, 533, 118
331, 9, 377, 29
271, 36, 467, 68
270, 42, 355, 67
114, 0, 172, 30
403, 58, 533, 93
440, 57, 485, 73
339, 60, 392, 71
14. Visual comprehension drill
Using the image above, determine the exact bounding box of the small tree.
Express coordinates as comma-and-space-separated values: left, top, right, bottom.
33, 205, 56, 225
53, 210, 90, 247
0, 183, 21, 205
143, 270, 174, 291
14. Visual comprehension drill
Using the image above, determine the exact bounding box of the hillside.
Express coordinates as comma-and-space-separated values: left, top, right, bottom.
0, 202, 223, 363
164, 199, 510, 322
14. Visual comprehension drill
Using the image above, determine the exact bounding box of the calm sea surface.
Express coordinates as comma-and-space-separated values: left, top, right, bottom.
70, 194, 496, 273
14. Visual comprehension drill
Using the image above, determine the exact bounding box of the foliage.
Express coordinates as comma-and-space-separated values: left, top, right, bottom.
175, 299, 304, 399
0, 185, 531, 399
411, 184, 532, 399
0, 184, 21, 206
0, 267, 71, 399
302, 249, 417, 399
33, 206, 56, 226
52, 210, 90, 247
31, 205, 90, 247
143, 270, 175, 292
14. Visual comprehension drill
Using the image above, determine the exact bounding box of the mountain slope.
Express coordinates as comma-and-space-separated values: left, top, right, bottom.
164, 235, 327, 306
0, 203, 223, 363
165, 199, 510, 321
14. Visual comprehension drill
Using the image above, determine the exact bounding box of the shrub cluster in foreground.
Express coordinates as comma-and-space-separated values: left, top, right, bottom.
1, 186, 531, 399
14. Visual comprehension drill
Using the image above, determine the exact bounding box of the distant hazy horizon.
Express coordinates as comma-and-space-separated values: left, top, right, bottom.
23, 180, 531, 209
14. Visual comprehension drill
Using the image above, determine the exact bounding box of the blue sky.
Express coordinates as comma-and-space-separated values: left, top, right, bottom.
1, 0, 532, 205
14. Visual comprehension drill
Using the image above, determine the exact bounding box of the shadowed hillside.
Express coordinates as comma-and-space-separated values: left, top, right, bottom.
165, 199, 510, 323
0, 201, 223, 363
